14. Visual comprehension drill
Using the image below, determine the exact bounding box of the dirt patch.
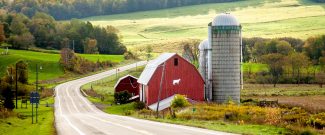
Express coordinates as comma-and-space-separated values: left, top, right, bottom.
245, 95, 325, 113
93, 103, 110, 111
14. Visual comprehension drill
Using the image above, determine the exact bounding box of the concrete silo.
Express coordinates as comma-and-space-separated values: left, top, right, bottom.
199, 13, 242, 103
198, 39, 209, 99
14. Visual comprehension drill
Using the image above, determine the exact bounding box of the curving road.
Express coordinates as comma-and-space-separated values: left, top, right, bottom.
54, 61, 234, 135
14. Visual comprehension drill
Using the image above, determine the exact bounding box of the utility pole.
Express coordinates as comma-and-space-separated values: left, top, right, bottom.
72, 40, 75, 52
15, 63, 18, 109
36, 64, 38, 93
32, 100, 34, 124
156, 62, 166, 118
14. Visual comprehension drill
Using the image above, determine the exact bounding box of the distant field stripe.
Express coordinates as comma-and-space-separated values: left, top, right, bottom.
242, 15, 325, 25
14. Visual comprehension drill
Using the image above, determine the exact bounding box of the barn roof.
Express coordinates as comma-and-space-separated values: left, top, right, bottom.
138, 53, 176, 85
148, 95, 176, 111
114, 75, 138, 89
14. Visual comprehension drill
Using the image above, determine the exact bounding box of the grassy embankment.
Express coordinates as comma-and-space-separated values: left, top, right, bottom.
0, 48, 125, 82
0, 97, 55, 135
85, 0, 325, 53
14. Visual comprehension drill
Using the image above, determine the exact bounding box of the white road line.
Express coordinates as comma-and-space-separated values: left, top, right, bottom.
86, 114, 154, 135
56, 84, 85, 135
66, 84, 81, 113
62, 115, 86, 135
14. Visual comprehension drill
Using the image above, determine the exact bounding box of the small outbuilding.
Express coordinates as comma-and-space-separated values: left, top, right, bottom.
137, 53, 204, 110
114, 75, 139, 97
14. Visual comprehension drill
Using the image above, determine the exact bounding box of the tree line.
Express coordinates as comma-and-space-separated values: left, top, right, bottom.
180, 36, 325, 86
0, 0, 239, 20
0, 12, 126, 54
242, 35, 325, 86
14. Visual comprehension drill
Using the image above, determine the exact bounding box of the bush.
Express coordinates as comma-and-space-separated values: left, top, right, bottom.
134, 101, 146, 110
114, 91, 132, 104
307, 112, 325, 129
123, 110, 134, 116
0, 108, 15, 118
171, 94, 190, 109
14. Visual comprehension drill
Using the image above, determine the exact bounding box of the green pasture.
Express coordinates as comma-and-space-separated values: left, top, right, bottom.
0, 97, 55, 135
0, 49, 124, 82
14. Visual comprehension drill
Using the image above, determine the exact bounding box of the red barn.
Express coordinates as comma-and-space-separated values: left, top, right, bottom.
137, 53, 204, 110
114, 75, 139, 97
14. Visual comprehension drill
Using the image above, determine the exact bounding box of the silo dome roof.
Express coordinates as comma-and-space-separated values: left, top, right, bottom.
198, 39, 208, 50
212, 13, 240, 26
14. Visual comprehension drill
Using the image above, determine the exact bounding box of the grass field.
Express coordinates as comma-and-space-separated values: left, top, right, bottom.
0, 97, 55, 135
84, 0, 325, 53
242, 84, 325, 96
0, 49, 124, 82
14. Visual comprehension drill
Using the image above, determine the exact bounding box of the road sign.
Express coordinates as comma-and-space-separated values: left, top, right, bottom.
30, 92, 40, 104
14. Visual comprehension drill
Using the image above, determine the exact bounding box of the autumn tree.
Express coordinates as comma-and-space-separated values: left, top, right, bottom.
261, 53, 285, 87
0, 23, 5, 42
9, 14, 29, 35
284, 52, 311, 84
182, 39, 200, 67
316, 72, 325, 88
276, 41, 294, 55
60, 48, 75, 71
29, 12, 57, 49
253, 40, 293, 62
16, 60, 28, 84
304, 35, 325, 64
83, 38, 98, 54
9, 33, 34, 49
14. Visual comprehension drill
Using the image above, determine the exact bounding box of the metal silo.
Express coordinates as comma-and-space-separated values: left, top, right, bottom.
210, 13, 242, 103
198, 39, 209, 100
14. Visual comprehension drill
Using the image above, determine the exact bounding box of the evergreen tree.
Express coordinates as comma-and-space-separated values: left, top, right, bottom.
0, 81, 14, 110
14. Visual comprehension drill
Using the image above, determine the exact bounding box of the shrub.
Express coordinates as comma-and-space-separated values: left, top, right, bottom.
134, 101, 146, 110
307, 112, 325, 129
171, 94, 190, 109
123, 110, 134, 116
0, 108, 15, 118
114, 91, 132, 104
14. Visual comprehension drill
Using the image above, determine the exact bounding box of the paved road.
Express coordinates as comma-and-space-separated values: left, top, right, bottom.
55, 61, 235, 135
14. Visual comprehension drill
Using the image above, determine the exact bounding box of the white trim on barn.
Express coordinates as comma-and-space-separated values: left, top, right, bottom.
114, 75, 138, 89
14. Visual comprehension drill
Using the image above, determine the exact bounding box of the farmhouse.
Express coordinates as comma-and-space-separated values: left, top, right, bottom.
138, 53, 204, 111
114, 75, 139, 97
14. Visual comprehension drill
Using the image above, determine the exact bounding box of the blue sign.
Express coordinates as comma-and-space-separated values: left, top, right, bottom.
30, 92, 40, 104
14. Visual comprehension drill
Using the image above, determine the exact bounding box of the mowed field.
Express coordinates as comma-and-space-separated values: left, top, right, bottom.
84, 0, 325, 52
243, 84, 325, 113
0, 49, 124, 82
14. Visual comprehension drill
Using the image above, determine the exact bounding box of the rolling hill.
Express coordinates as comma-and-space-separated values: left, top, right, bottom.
0, 49, 124, 82
84, 0, 325, 52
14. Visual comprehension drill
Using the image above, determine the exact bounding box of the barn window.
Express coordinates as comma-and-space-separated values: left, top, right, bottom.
174, 58, 178, 66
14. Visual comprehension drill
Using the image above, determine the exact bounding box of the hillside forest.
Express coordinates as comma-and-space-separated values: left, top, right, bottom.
0, 12, 126, 54
0, 0, 240, 20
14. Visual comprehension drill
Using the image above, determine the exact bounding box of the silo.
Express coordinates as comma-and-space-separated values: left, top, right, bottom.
198, 39, 209, 100
210, 13, 242, 103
